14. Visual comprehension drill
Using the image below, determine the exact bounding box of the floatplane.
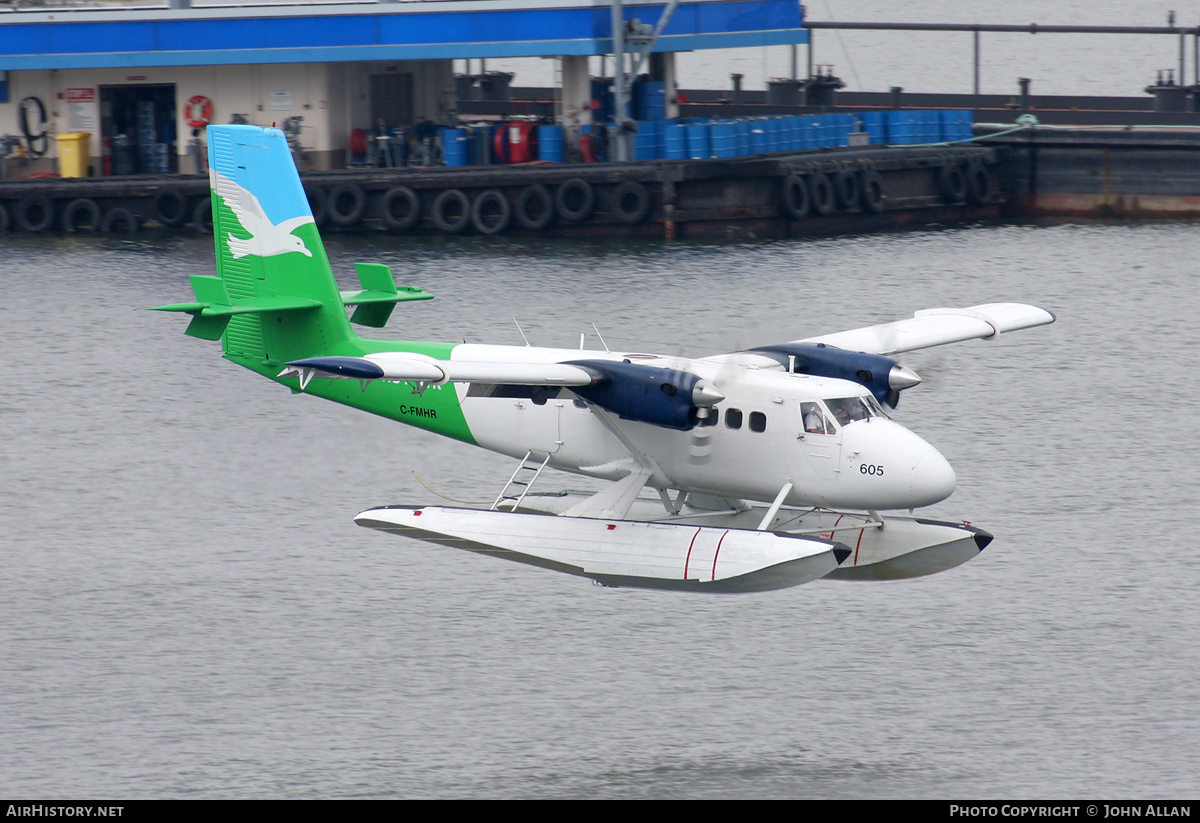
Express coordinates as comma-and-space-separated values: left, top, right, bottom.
154, 125, 1055, 593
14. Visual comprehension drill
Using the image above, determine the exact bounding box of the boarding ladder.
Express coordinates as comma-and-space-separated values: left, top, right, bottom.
491, 451, 552, 512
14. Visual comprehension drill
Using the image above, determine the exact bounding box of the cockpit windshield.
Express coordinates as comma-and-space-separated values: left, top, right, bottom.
802, 396, 886, 434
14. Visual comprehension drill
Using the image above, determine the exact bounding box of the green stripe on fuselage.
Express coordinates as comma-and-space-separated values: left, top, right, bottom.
225, 340, 476, 446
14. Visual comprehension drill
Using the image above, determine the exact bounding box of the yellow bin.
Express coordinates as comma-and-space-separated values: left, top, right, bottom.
56, 132, 92, 178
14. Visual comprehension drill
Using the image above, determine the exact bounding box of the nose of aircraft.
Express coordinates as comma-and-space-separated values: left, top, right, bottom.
835, 419, 957, 509
911, 446, 957, 507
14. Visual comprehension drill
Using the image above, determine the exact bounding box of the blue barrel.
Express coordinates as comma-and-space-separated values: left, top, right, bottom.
711, 121, 737, 158
735, 121, 751, 157
634, 81, 667, 121
795, 117, 814, 150
538, 125, 564, 162
886, 111, 917, 144
833, 114, 855, 146
634, 120, 661, 160
749, 121, 769, 154
664, 122, 689, 159
860, 112, 886, 145
442, 128, 468, 167
687, 122, 712, 159
940, 110, 973, 142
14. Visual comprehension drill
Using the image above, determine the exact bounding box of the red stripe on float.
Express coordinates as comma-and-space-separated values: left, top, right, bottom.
711, 530, 729, 580
683, 527, 702, 579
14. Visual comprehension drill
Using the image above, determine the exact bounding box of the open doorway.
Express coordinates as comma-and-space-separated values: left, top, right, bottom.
100, 84, 177, 175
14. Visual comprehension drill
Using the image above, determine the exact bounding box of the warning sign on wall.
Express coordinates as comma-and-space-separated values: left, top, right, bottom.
65, 88, 98, 133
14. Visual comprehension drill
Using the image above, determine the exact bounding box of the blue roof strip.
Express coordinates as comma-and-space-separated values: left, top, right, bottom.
0, 0, 807, 68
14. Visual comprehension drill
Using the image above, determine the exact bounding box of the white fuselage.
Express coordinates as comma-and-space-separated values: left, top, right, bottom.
450, 344, 956, 510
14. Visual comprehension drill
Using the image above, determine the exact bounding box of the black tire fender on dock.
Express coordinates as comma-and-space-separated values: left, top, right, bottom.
781, 173, 810, 220
0, 202, 9, 233
328, 182, 367, 227
101, 207, 141, 234
555, 178, 595, 223
303, 184, 327, 227
191, 198, 213, 234
965, 164, 996, 206
379, 186, 421, 232
152, 189, 189, 227
833, 167, 861, 211
62, 198, 101, 233
937, 163, 968, 203
612, 181, 651, 225
470, 189, 512, 235
808, 172, 836, 216
514, 184, 554, 230
15, 194, 54, 232
861, 171, 887, 214
430, 189, 471, 234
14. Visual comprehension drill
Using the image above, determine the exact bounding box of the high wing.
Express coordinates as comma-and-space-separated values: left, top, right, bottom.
795, 302, 1056, 355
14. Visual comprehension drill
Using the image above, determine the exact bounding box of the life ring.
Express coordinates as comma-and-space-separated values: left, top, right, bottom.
808, 172, 836, 216
187, 96, 213, 129
152, 189, 189, 226
191, 198, 213, 234
833, 167, 862, 211
470, 189, 512, 235
937, 164, 968, 204
492, 124, 512, 164
15, 194, 54, 232
514, 184, 554, 230
379, 186, 421, 232
611, 181, 651, 225
430, 189, 470, 234
781, 173, 810, 220
62, 198, 101, 233
861, 171, 886, 214
507, 121, 539, 164
328, 182, 366, 227
555, 178, 594, 223
965, 164, 997, 206
101, 207, 141, 234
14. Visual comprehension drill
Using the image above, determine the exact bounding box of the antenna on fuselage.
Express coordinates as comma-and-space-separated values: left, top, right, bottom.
513, 318, 531, 347
591, 323, 611, 352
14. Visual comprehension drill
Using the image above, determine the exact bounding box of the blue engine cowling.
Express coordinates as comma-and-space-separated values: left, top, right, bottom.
750, 343, 907, 408
566, 359, 709, 430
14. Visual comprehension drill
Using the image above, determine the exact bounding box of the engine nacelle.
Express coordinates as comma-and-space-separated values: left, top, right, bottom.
567, 359, 719, 430
750, 343, 920, 408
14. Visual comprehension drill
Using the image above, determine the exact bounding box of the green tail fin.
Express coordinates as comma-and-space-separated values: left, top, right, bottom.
151, 125, 432, 366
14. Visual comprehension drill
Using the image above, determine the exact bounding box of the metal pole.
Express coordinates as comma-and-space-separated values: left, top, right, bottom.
1181, 29, 1187, 86
610, 0, 628, 162
973, 28, 980, 96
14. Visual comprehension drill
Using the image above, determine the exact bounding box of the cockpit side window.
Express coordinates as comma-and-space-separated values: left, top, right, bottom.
801, 402, 834, 435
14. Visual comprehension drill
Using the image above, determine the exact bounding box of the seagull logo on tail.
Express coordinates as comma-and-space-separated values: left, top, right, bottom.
212, 170, 314, 259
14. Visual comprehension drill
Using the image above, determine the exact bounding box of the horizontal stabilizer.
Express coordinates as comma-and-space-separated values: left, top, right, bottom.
340, 262, 434, 328
355, 506, 850, 593
150, 274, 321, 340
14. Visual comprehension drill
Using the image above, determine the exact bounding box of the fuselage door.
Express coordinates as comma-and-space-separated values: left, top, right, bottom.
798, 400, 842, 482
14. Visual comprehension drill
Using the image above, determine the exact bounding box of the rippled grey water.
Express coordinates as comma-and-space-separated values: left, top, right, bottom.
2, 222, 1198, 798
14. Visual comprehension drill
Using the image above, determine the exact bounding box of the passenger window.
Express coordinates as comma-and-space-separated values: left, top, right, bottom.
725, 408, 743, 429
699, 409, 719, 427
749, 411, 766, 433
